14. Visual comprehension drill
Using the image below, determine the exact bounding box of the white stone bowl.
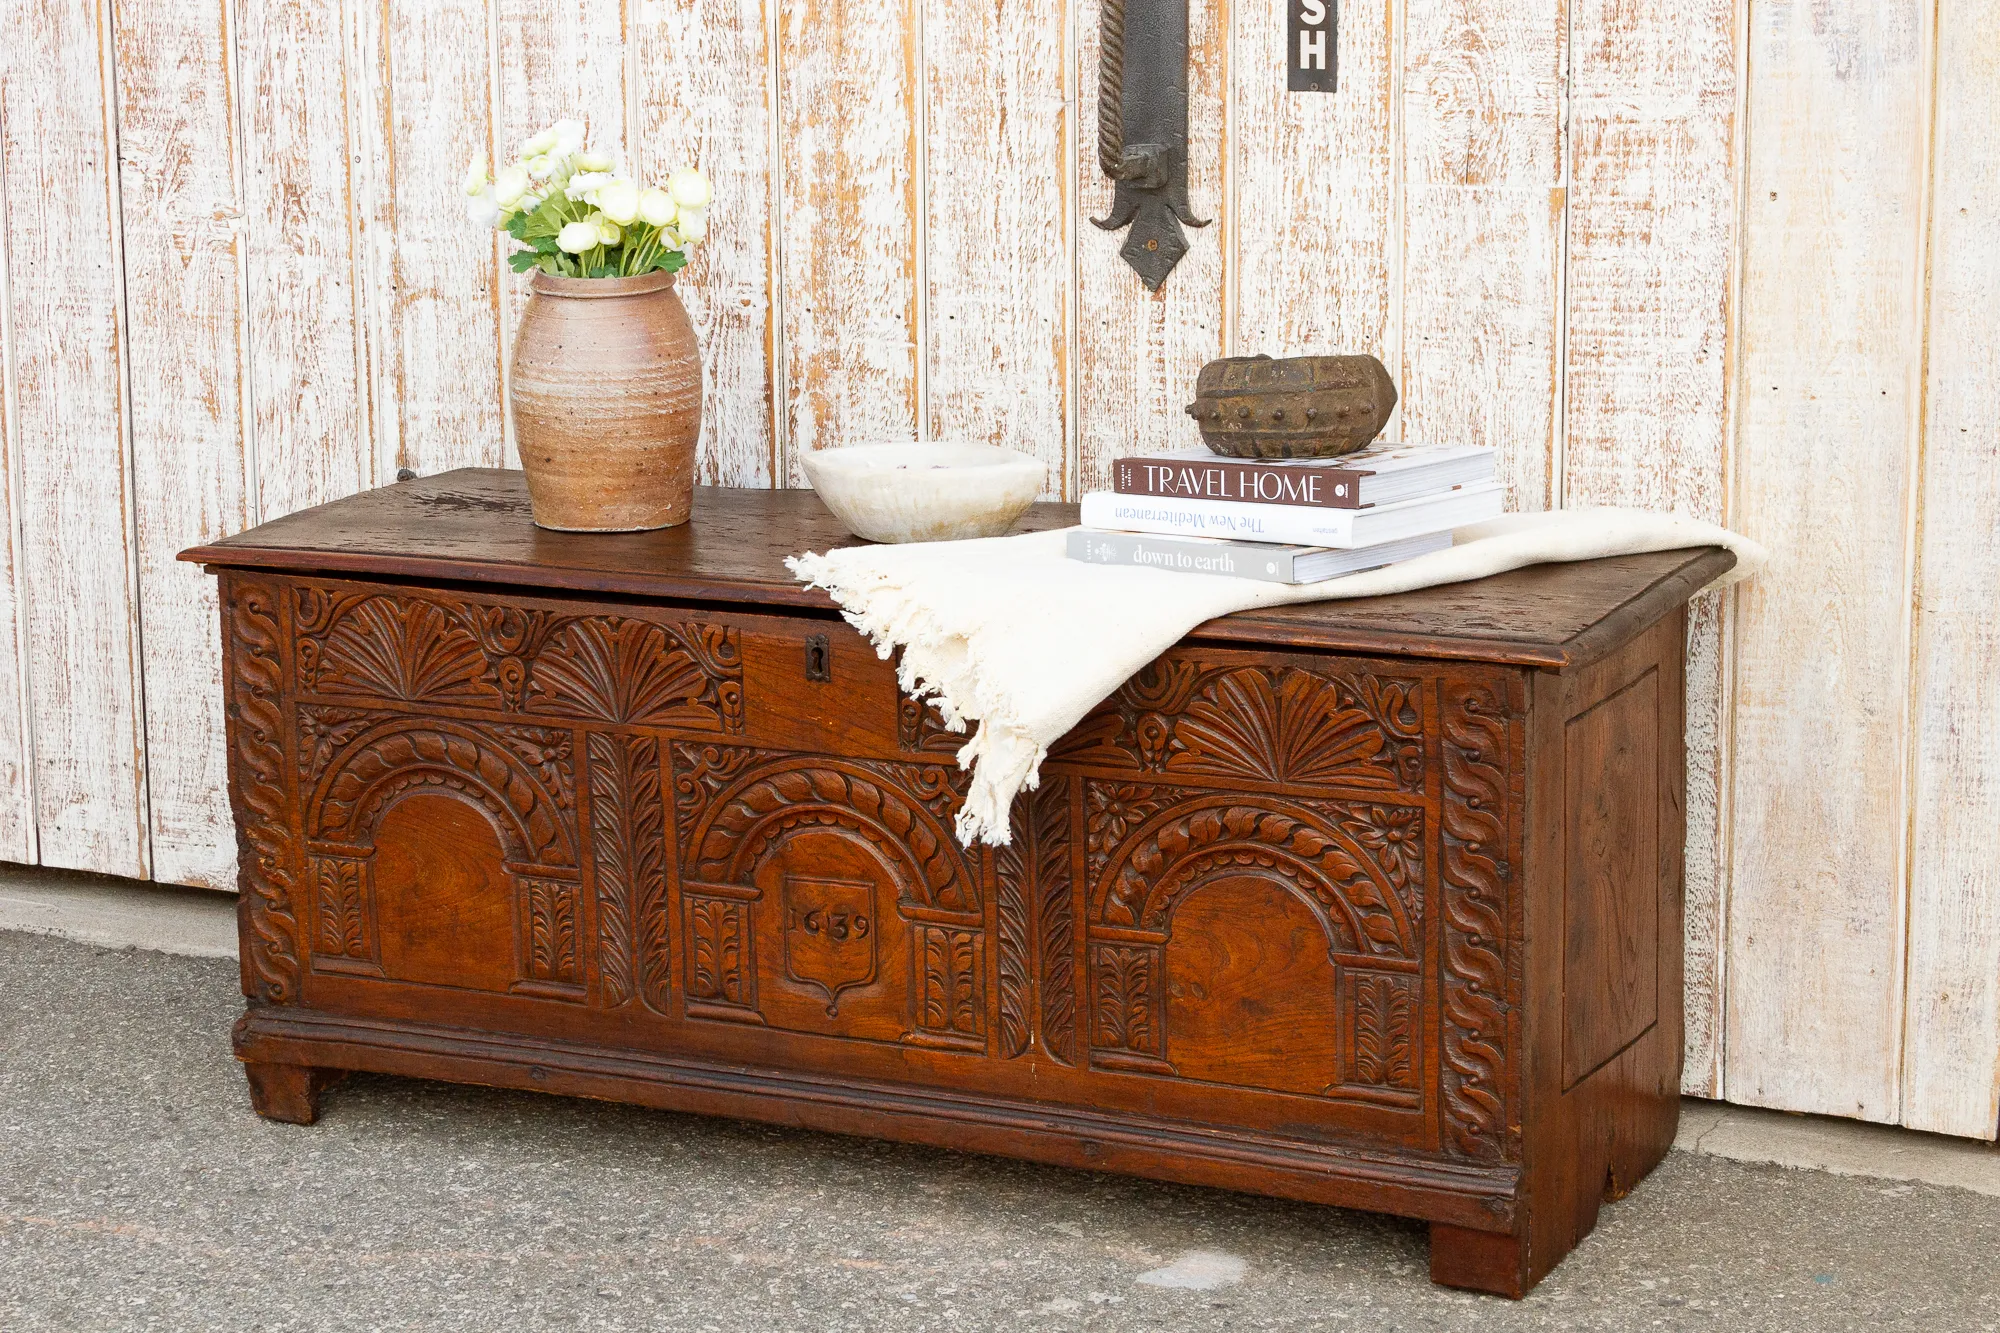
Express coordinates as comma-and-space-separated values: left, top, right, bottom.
801, 442, 1046, 544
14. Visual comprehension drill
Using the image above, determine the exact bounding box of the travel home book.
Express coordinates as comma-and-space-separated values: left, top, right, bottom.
1066, 529, 1453, 584
1079, 481, 1505, 548
1111, 441, 1494, 510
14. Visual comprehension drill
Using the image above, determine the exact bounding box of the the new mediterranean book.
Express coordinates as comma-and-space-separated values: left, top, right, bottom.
1079, 480, 1505, 548
1111, 441, 1494, 510
1066, 528, 1453, 584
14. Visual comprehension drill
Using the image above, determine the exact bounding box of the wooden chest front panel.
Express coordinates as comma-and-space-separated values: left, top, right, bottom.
223, 572, 1525, 1164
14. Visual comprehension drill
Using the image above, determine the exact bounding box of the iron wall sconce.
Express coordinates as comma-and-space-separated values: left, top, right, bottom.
1092, 0, 1209, 290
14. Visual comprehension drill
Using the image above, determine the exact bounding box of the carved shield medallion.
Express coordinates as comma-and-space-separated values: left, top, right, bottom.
782, 876, 878, 1015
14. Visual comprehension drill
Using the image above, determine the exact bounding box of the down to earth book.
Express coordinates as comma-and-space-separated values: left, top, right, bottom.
1079, 480, 1506, 548
1111, 441, 1495, 510
1066, 528, 1454, 584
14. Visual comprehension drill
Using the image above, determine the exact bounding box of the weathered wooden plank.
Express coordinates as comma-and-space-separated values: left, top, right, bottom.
922, 0, 1068, 496
242, 0, 372, 521
1400, 0, 1565, 510
493, 0, 627, 468
1561, 0, 1739, 1095
1232, 0, 1395, 380
0, 0, 148, 875
110, 0, 252, 888
1902, 0, 2000, 1141
353, 0, 506, 480
1724, 0, 1930, 1123
0, 40, 36, 865
776, 0, 919, 485
633, 0, 778, 488
1073, 0, 1228, 494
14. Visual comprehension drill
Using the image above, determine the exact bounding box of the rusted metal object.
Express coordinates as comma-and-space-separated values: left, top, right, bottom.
1184, 354, 1399, 458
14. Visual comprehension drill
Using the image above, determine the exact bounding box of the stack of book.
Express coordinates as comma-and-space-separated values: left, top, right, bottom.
1067, 440, 1501, 584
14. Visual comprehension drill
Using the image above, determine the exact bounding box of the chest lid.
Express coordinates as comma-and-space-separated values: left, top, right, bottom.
182, 468, 1732, 671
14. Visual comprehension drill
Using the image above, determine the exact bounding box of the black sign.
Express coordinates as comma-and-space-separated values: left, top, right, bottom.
1289, 0, 1337, 93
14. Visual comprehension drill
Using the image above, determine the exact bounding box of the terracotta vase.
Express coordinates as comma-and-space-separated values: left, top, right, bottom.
509, 269, 702, 531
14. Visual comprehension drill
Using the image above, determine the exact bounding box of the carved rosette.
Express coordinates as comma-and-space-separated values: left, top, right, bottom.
225, 578, 301, 1005
1439, 677, 1522, 1161
1052, 659, 1426, 794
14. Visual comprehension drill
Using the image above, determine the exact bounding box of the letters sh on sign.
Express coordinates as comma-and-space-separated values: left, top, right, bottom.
1289, 0, 1336, 92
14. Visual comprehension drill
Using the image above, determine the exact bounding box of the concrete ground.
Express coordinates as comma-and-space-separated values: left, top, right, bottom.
3, 890, 1999, 1331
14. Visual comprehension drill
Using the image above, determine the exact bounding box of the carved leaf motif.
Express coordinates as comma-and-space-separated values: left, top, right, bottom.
1440, 679, 1519, 1161
1350, 973, 1416, 1090
1033, 778, 1078, 1065
313, 857, 368, 958
1054, 660, 1425, 793
992, 826, 1032, 1059
525, 877, 581, 983
994, 775, 1074, 1062
689, 897, 748, 1004
307, 595, 501, 705
1093, 945, 1155, 1053
227, 581, 300, 1004
590, 732, 666, 1011
920, 927, 981, 1037
1171, 668, 1395, 787
531, 617, 737, 728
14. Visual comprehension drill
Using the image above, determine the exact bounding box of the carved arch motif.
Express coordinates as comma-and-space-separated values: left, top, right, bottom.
309, 720, 575, 868
687, 758, 975, 916
1091, 795, 1419, 959
303, 718, 583, 993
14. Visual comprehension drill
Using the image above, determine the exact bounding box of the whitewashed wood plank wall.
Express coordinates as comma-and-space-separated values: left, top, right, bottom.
0, 0, 1994, 1138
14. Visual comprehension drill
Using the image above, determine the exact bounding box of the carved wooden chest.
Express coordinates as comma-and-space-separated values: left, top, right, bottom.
185, 470, 1732, 1298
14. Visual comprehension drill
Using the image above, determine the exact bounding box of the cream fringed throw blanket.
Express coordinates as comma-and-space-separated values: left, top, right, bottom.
788, 508, 1766, 847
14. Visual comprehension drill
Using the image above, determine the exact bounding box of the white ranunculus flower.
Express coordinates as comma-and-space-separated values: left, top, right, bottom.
523, 128, 557, 156
557, 219, 601, 254
463, 153, 489, 197
595, 215, 622, 246
576, 149, 614, 173
552, 118, 587, 154
668, 167, 711, 210
675, 206, 706, 240
493, 165, 531, 208
563, 170, 616, 203
466, 191, 500, 226
596, 178, 640, 226
526, 153, 555, 179
638, 187, 677, 227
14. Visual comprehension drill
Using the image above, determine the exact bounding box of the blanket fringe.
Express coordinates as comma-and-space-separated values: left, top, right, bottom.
787, 552, 1033, 846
